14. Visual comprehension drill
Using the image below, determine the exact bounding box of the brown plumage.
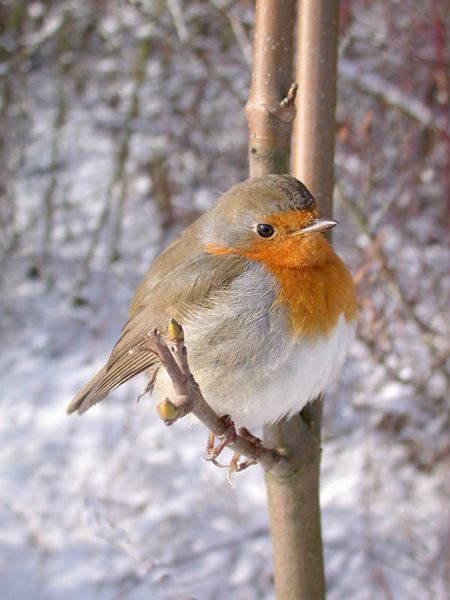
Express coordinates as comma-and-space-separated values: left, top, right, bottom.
67, 175, 357, 428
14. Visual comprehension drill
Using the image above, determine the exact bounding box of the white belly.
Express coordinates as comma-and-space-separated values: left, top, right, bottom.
214, 314, 355, 428
154, 314, 355, 430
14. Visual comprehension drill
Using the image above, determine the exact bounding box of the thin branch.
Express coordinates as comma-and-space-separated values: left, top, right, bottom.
339, 60, 448, 136
166, 0, 188, 43
338, 184, 450, 390
225, 8, 252, 65
208, 0, 252, 65
336, 184, 443, 341
149, 319, 293, 476
130, 2, 246, 104
270, 82, 298, 122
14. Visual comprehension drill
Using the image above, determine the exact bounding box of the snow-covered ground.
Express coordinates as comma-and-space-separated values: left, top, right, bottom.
1, 282, 447, 600
1, 2, 448, 599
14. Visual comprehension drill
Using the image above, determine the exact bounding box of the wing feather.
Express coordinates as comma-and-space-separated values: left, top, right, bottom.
67, 226, 248, 415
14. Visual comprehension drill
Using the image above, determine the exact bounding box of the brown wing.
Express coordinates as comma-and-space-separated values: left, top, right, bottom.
66, 220, 249, 415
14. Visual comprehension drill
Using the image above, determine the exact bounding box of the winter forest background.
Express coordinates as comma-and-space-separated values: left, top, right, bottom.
1, 1, 448, 599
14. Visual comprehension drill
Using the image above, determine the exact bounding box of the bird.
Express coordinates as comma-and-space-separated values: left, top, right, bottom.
67, 175, 357, 434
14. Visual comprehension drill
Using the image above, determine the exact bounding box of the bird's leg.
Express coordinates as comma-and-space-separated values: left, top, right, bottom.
203, 421, 264, 480
225, 428, 263, 483
238, 427, 263, 454
203, 432, 226, 467
137, 368, 159, 403
202, 415, 237, 466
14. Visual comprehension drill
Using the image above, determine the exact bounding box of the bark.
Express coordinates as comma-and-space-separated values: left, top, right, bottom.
245, 0, 297, 176
246, 1, 341, 598
264, 409, 324, 600
292, 0, 340, 213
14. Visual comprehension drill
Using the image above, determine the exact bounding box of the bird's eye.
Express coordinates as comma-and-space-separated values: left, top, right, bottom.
256, 223, 275, 238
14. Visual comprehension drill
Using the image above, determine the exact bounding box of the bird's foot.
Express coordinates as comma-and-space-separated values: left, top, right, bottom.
237, 427, 263, 454
202, 415, 237, 467
136, 368, 159, 403
226, 452, 258, 485
224, 428, 263, 484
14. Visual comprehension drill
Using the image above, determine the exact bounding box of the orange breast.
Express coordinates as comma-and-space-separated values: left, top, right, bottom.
246, 232, 357, 338
270, 256, 357, 339
247, 234, 357, 339
208, 230, 357, 340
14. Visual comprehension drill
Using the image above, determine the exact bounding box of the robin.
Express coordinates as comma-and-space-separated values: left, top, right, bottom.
67, 175, 357, 435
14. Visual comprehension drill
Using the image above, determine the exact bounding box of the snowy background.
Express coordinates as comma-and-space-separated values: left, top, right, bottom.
1, 1, 448, 599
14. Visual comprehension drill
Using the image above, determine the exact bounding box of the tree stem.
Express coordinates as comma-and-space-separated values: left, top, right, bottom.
246, 1, 341, 598
245, 0, 297, 177
292, 0, 340, 212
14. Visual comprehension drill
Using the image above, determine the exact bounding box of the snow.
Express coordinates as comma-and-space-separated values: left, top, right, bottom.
1, 288, 447, 599
1, 1, 448, 599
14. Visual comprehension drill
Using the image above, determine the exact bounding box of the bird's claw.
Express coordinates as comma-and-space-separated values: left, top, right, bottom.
136, 368, 159, 403
203, 420, 262, 483
202, 417, 237, 463
226, 452, 258, 486
201, 446, 227, 469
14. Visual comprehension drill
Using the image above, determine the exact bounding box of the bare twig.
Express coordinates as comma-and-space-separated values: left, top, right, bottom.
225, 8, 252, 65
166, 0, 188, 43
149, 319, 292, 476
42, 12, 70, 275
109, 35, 152, 263
338, 184, 450, 390
130, 2, 246, 103
336, 184, 443, 341
339, 60, 448, 136
270, 82, 298, 122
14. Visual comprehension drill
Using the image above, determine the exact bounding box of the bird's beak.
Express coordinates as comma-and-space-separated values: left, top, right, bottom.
296, 218, 339, 235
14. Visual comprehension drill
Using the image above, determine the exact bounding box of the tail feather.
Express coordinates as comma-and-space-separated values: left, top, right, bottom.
66, 348, 158, 415
66, 367, 109, 415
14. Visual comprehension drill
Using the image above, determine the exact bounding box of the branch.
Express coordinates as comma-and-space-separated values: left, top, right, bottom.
270, 82, 298, 123
337, 184, 450, 390
336, 184, 443, 341
339, 60, 448, 137
245, 0, 297, 177
149, 319, 293, 476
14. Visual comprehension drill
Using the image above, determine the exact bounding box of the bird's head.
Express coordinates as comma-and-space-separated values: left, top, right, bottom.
203, 175, 337, 268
